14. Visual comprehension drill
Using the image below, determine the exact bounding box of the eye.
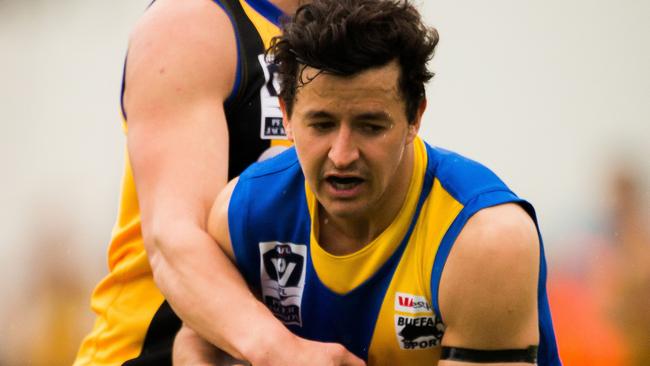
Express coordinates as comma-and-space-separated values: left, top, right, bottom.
359, 123, 386, 134
310, 121, 335, 132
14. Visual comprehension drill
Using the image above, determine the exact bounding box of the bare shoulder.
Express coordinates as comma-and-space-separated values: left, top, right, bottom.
123, 0, 237, 233
129, 0, 235, 62
439, 203, 540, 348
207, 177, 240, 260
124, 0, 237, 111
454, 203, 539, 263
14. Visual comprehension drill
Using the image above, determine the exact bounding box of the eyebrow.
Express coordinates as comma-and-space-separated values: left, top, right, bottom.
355, 111, 392, 122
304, 110, 391, 121
304, 110, 335, 119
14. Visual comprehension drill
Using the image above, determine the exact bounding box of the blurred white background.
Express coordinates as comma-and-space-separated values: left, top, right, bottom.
0, 0, 648, 364
422, 0, 649, 253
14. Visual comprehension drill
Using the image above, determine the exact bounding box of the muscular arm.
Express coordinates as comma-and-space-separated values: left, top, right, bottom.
438, 203, 540, 366
172, 180, 365, 365
124, 0, 295, 362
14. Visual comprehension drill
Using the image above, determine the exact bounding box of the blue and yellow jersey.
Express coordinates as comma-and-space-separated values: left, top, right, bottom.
229, 137, 561, 365
75, 1, 290, 364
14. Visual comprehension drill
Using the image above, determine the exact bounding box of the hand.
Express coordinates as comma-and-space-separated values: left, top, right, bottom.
175, 324, 365, 366
250, 336, 366, 366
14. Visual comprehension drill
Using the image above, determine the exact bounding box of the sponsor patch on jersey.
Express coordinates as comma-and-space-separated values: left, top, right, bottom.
259, 241, 307, 326
394, 292, 445, 350
395, 292, 433, 314
258, 54, 286, 139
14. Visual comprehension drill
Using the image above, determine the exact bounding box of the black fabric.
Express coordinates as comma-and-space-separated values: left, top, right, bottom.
122, 301, 179, 366
218, 0, 272, 179
440, 345, 538, 364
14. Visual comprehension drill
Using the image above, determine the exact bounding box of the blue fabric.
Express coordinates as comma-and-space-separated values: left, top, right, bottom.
245, 0, 284, 26
229, 147, 306, 288
523, 204, 562, 366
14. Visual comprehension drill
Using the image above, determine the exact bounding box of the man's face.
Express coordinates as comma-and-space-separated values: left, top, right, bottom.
282, 61, 421, 221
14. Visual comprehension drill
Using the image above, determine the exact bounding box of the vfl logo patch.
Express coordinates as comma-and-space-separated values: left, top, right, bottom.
259, 242, 306, 326
258, 54, 286, 139
394, 292, 445, 350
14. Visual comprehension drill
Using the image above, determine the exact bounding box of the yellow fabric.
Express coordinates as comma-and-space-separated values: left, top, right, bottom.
74, 2, 283, 364
240, 0, 276, 50
74, 149, 164, 366
307, 138, 426, 294
366, 178, 463, 365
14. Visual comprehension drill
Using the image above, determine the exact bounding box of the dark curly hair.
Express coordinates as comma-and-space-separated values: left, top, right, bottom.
267, 0, 439, 123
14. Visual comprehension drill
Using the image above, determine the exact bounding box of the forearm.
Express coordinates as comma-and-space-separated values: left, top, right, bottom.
148, 222, 296, 364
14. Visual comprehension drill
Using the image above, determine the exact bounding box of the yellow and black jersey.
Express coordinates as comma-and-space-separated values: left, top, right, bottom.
228, 137, 561, 365
75, 1, 290, 365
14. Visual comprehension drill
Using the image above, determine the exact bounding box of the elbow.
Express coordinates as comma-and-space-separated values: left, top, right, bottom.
143, 228, 167, 277
141, 220, 172, 281
140, 214, 208, 306
140, 216, 194, 280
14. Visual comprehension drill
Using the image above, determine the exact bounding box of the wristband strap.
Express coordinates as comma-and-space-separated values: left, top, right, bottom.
440, 345, 538, 363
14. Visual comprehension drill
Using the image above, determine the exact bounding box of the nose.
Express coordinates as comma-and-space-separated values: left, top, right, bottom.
328, 124, 359, 169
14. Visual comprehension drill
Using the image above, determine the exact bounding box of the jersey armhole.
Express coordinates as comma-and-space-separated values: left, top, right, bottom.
429, 190, 523, 322
228, 177, 260, 287
120, 54, 128, 121
119, 0, 242, 122
213, 0, 243, 106
430, 196, 561, 365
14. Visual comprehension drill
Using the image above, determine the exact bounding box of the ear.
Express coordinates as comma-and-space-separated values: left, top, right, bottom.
279, 99, 294, 141
406, 98, 426, 143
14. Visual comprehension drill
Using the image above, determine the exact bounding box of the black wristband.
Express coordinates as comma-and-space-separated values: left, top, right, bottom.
440, 345, 538, 363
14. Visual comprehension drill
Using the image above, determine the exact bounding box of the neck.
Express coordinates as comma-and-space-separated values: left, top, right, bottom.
318, 143, 415, 255
268, 0, 301, 14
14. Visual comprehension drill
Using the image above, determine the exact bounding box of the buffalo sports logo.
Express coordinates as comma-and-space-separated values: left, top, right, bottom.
394, 292, 445, 350
259, 241, 307, 326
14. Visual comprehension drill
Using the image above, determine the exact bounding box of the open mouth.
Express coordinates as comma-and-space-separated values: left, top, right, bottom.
325, 176, 364, 190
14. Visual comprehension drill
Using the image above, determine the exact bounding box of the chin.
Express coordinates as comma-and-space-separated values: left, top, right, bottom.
321, 201, 367, 220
